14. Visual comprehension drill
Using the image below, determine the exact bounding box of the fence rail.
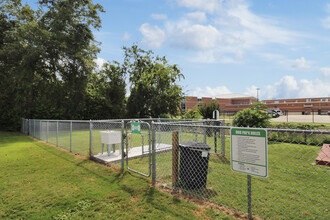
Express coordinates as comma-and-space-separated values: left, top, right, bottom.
21, 118, 329, 220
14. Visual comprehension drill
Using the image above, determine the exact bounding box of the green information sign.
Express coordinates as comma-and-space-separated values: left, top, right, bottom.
230, 128, 268, 178
131, 122, 141, 134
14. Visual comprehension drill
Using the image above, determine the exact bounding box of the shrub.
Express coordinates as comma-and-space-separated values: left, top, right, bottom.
183, 110, 201, 119
198, 101, 220, 119
232, 108, 270, 128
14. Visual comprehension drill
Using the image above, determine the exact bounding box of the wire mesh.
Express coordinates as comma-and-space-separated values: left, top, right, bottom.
126, 121, 152, 177
20, 118, 329, 219
153, 122, 330, 219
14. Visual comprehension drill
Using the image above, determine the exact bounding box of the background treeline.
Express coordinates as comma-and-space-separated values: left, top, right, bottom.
0, 0, 184, 131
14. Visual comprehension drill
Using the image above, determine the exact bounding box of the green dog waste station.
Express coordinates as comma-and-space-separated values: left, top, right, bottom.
179, 142, 211, 189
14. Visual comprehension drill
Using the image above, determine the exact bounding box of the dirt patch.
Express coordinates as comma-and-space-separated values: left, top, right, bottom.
130, 197, 141, 205
154, 182, 261, 220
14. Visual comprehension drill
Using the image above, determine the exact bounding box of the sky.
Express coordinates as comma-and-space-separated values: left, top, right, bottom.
29, 0, 330, 100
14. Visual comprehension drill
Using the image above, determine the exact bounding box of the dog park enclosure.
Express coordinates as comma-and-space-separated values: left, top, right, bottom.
21, 119, 329, 219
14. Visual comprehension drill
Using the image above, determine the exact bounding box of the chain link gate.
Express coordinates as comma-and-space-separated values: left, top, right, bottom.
125, 121, 152, 177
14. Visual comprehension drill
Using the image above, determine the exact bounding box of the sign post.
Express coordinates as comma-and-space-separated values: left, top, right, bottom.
231, 127, 268, 220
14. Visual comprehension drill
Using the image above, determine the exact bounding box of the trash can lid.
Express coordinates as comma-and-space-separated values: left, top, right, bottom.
179, 141, 211, 150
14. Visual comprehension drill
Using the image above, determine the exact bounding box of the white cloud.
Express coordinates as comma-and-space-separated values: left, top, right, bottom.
191, 86, 231, 97
151, 14, 168, 20
176, 0, 222, 14
291, 57, 310, 70
189, 50, 243, 63
261, 75, 330, 99
141, 0, 299, 63
169, 24, 221, 50
320, 67, 330, 77
139, 23, 166, 48
321, 17, 330, 29
121, 32, 131, 41
245, 85, 259, 98
224, 2, 297, 48
321, 4, 330, 29
94, 57, 108, 71
185, 11, 207, 23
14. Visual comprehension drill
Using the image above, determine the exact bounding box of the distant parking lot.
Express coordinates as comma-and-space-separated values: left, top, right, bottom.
270, 115, 330, 123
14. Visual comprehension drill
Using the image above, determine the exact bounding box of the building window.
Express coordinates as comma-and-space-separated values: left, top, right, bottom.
274, 101, 279, 104
321, 98, 328, 102
306, 98, 314, 102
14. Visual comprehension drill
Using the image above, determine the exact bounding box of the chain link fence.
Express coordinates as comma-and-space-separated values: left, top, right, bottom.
21, 118, 329, 219
152, 122, 329, 219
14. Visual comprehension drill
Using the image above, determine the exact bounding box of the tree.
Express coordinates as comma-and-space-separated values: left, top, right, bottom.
0, 0, 104, 130
198, 100, 220, 119
85, 62, 126, 119
124, 45, 184, 118
250, 101, 268, 111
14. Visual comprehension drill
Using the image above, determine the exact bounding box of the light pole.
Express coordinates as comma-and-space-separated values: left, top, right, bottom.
256, 88, 260, 102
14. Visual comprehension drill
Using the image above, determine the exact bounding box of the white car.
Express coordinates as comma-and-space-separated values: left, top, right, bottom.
274, 110, 283, 116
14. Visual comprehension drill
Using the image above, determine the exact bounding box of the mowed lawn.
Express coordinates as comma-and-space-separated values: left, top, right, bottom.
0, 132, 232, 220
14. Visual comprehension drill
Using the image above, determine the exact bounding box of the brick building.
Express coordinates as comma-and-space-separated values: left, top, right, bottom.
182, 94, 257, 114
181, 94, 330, 115
263, 97, 330, 115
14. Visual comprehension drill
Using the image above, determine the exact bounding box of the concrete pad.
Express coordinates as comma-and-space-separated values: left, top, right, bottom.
92, 143, 172, 163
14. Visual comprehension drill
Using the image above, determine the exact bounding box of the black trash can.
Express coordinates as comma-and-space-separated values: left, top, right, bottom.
179, 141, 211, 189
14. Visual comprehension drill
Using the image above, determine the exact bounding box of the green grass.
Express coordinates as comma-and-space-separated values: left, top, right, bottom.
31, 128, 329, 219
128, 132, 329, 220
0, 132, 232, 220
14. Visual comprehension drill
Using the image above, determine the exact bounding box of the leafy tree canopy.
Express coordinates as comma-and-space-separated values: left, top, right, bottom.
0, 0, 104, 130
123, 45, 184, 118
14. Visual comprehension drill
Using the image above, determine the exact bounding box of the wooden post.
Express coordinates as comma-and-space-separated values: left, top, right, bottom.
172, 131, 179, 189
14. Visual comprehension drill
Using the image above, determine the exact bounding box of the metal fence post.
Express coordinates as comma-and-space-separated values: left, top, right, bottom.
33, 120, 35, 138
221, 120, 226, 157
203, 122, 207, 144
56, 121, 59, 146
89, 120, 93, 157
248, 175, 252, 220
46, 121, 49, 143
39, 120, 41, 139
214, 121, 217, 153
151, 121, 156, 186
70, 120, 72, 152
179, 125, 182, 143
121, 120, 125, 171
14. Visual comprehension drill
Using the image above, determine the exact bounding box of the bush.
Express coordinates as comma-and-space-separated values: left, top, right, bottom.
198, 101, 220, 119
159, 113, 171, 118
232, 108, 270, 128
183, 110, 201, 119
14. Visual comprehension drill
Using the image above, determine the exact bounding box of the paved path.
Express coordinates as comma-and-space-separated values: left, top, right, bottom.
270, 115, 330, 123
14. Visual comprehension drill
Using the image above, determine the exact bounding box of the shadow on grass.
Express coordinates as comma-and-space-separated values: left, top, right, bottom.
0, 132, 35, 146
35, 142, 123, 184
